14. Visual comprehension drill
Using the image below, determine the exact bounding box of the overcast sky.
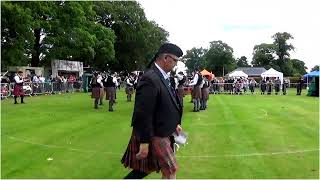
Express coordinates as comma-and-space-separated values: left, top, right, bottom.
138, 0, 319, 72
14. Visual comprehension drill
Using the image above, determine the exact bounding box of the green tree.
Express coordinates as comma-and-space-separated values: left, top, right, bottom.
93, 1, 168, 71
184, 47, 207, 73
1, 2, 34, 70
311, 65, 319, 72
251, 43, 276, 69
205, 40, 236, 76
290, 59, 307, 76
43, 2, 100, 65
17, 1, 56, 67
236, 56, 250, 67
272, 32, 295, 75
88, 23, 116, 70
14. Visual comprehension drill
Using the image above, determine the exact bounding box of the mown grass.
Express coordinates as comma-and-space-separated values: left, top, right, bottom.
1, 89, 319, 178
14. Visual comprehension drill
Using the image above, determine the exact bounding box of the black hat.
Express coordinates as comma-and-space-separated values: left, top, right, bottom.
157, 43, 183, 57
147, 43, 183, 68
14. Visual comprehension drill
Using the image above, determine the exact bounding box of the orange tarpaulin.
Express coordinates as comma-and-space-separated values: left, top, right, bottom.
200, 69, 215, 80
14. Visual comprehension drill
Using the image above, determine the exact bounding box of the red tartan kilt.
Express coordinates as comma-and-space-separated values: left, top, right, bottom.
121, 129, 160, 173
151, 136, 178, 176
121, 129, 178, 176
13, 84, 24, 96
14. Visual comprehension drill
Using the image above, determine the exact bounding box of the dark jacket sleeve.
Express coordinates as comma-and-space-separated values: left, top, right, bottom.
132, 76, 158, 143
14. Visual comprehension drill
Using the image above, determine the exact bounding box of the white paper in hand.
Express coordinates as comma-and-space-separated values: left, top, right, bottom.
173, 131, 187, 145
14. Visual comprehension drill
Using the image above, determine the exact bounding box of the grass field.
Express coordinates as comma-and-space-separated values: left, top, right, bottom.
1, 89, 319, 179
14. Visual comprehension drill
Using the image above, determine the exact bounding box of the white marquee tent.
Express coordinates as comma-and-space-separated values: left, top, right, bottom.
228, 70, 248, 78
261, 68, 283, 84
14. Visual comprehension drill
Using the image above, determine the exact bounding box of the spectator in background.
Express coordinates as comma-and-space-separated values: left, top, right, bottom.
296, 76, 304, 95
38, 74, 46, 93
282, 78, 289, 95
32, 74, 40, 94
68, 74, 76, 93
56, 75, 63, 94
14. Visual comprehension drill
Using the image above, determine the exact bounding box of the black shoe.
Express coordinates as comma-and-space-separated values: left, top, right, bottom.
14, 102, 18, 104
109, 109, 113, 112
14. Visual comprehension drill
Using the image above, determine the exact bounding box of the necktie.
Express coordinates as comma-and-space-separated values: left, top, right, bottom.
166, 78, 177, 97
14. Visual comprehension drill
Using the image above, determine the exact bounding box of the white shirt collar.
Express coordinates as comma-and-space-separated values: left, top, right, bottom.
155, 62, 169, 80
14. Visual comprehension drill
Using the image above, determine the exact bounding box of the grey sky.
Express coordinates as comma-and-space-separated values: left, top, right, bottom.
138, 0, 319, 71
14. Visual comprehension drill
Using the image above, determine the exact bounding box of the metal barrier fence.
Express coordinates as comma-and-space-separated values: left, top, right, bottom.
0, 81, 310, 99
1, 81, 83, 99
208, 82, 308, 94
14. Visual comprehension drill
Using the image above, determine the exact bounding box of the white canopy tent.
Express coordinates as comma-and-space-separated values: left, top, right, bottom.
261, 68, 283, 84
228, 70, 248, 78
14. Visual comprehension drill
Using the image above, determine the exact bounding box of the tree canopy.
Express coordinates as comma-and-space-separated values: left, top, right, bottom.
1, 1, 168, 72
1, 2, 311, 77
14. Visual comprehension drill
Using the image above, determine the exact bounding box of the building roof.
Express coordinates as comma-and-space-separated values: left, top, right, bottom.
226, 67, 267, 77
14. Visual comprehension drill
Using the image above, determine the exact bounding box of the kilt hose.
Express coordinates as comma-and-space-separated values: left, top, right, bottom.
13, 84, 25, 96
121, 129, 178, 177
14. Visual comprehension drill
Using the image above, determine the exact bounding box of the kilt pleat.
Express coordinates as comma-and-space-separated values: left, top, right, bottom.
192, 86, 202, 99
121, 129, 160, 173
201, 87, 209, 100
13, 84, 24, 96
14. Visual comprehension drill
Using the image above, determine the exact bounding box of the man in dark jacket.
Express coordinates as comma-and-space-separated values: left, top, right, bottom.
296, 76, 304, 95
121, 43, 183, 179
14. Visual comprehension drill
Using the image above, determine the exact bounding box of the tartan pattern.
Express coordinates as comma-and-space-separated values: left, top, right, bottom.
121, 130, 178, 176
151, 136, 178, 176
121, 130, 160, 174
13, 84, 24, 96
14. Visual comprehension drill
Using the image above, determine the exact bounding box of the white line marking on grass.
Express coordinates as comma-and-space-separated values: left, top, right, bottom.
177, 149, 319, 158
192, 122, 238, 126
6, 135, 122, 156
5, 135, 319, 158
